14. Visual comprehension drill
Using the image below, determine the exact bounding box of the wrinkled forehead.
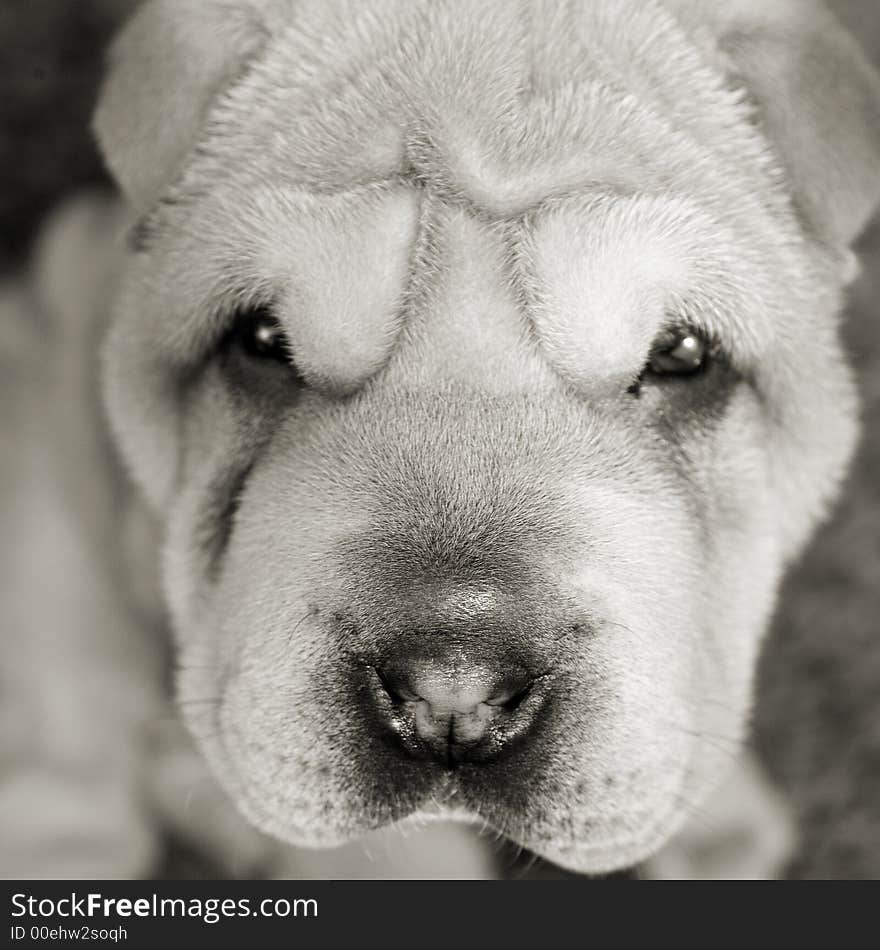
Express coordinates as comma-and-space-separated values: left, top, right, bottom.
133, 0, 820, 386
196, 0, 779, 212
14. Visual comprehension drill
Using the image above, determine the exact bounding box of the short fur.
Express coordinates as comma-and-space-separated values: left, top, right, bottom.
95, 0, 879, 875
4, 0, 878, 878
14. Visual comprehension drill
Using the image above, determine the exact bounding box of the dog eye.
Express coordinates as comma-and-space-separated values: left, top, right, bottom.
232, 306, 293, 365
628, 329, 713, 397
646, 331, 708, 376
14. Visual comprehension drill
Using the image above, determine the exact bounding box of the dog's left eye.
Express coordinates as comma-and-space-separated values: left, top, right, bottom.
629, 329, 713, 397
231, 306, 293, 365
646, 331, 707, 376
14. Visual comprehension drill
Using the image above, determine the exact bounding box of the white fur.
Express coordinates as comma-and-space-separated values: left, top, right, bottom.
3, 0, 877, 879
95, 0, 876, 876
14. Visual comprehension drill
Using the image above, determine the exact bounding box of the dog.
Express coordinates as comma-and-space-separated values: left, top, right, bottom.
2, 0, 879, 879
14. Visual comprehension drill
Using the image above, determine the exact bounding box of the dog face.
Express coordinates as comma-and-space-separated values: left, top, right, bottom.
96, 0, 880, 873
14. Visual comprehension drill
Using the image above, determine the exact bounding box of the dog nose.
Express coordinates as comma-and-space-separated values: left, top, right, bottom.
369, 656, 546, 766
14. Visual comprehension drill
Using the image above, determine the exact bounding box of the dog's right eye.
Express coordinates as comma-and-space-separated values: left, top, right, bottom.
230, 306, 294, 365
220, 307, 304, 397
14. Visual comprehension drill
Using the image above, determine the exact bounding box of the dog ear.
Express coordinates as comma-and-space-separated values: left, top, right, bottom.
674, 0, 880, 247
93, 0, 275, 212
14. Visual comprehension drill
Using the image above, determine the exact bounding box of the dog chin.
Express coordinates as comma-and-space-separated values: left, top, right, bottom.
531, 813, 690, 877
189, 698, 697, 872
223, 765, 688, 876
403, 805, 486, 828
405, 805, 675, 874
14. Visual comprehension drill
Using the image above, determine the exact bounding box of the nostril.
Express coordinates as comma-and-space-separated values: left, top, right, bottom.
373, 667, 400, 704
497, 681, 533, 713
372, 663, 546, 713
486, 671, 548, 713
372, 665, 417, 705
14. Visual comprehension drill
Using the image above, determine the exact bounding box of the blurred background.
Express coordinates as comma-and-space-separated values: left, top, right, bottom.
1, 0, 879, 878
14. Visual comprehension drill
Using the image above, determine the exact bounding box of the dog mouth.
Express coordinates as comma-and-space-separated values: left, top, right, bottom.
181, 655, 694, 875
209, 729, 689, 875
173, 562, 705, 871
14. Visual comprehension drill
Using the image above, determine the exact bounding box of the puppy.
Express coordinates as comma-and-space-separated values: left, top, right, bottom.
4, 0, 879, 879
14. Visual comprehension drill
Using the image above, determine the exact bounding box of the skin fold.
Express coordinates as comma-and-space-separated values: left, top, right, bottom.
1, 0, 879, 878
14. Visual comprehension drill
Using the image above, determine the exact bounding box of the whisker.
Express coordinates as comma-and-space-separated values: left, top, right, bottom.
286, 608, 313, 649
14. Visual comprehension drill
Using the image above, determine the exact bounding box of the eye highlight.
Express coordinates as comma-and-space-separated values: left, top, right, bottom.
628, 328, 715, 397
647, 331, 707, 376
232, 306, 293, 365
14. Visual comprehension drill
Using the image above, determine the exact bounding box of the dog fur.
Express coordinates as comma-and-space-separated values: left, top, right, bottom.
2, 0, 879, 878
